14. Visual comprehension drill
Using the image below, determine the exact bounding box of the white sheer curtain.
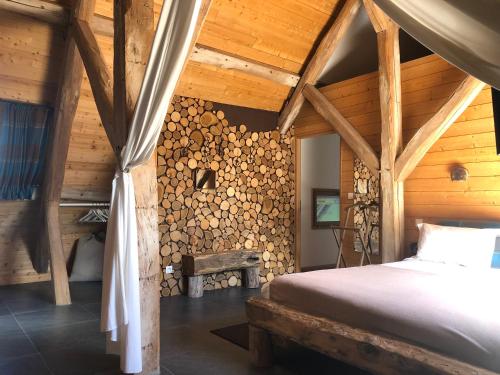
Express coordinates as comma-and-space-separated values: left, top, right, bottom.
374, 0, 500, 89
100, 1, 202, 373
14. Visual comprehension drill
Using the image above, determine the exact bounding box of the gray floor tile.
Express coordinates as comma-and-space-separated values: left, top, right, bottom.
79, 302, 101, 318
0, 302, 10, 316
0, 334, 37, 361
42, 349, 119, 375
28, 320, 105, 355
15, 304, 95, 333
69, 282, 102, 304
3, 287, 54, 315
0, 315, 24, 337
0, 353, 51, 375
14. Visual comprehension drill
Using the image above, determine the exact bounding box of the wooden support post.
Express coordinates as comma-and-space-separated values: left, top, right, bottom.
376, 21, 403, 262
249, 325, 273, 367
113, 1, 158, 373
187, 275, 204, 298
37, 0, 96, 305
294, 137, 302, 272
111, 1, 210, 370
243, 267, 260, 289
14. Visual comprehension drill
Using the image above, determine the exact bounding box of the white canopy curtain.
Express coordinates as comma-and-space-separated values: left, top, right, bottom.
100, 0, 202, 373
374, 0, 500, 89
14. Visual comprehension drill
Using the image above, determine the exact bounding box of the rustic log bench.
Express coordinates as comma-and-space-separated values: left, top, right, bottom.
182, 250, 261, 298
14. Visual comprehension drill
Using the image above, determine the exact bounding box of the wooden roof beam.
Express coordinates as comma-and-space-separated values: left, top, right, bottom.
0, 0, 67, 24
374, 14, 404, 262
191, 45, 300, 87
363, 0, 390, 33
278, 0, 362, 134
73, 19, 117, 152
395, 76, 485, 182
303, 84, 379, 175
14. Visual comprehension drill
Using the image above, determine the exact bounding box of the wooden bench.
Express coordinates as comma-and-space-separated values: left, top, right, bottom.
182, 250, 261, 298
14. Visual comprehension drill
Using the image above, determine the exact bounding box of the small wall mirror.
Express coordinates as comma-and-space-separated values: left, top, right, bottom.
193, 168, 216, 190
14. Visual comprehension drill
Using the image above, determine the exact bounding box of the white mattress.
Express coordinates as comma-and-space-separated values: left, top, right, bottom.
269, 259, 500, 372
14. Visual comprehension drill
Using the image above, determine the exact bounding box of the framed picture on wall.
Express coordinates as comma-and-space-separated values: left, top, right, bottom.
312, 188, 340, 228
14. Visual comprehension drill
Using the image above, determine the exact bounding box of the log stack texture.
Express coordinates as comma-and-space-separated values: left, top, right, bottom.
353, 157, 380, 255
157, 96, 296, 297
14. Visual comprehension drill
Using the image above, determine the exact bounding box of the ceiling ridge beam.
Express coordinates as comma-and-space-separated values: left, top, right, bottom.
303, 84, 379, 174
278, 0, 362, 134
395, 76, 486, 182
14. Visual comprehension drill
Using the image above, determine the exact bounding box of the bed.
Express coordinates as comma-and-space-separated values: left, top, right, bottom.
246, 224, 500, 375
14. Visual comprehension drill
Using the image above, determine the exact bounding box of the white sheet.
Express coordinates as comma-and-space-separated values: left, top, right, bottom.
270, 260, 500, 372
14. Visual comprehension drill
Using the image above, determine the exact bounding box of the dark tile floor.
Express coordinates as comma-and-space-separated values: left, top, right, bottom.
0, 282, 368, 375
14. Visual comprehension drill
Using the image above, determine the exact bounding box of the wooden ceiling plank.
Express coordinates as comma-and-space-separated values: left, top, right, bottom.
303, 84, 379, 174
278, 0, 362, 134
395, 76, 486, 182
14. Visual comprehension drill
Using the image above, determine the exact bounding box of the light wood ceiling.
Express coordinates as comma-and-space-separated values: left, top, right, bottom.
44, 0, 343, 111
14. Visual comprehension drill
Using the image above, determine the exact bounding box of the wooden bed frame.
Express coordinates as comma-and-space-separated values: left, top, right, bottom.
246, 297, 495, 375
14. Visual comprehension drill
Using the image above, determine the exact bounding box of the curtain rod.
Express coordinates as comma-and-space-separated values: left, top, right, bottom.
59, 202, 110, 207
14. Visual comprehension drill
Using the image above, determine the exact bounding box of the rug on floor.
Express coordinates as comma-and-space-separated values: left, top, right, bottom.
210, 322, 249, 350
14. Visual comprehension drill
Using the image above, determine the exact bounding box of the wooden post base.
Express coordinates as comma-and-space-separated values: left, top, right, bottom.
249, 324, 273, 367
187, 275, 204, 298
243, 266, 260, 288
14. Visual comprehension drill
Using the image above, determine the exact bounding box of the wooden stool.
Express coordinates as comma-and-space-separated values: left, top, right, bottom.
182, 250, 261, 298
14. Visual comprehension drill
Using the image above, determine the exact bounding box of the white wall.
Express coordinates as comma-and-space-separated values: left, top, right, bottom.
300, 134, 340, 269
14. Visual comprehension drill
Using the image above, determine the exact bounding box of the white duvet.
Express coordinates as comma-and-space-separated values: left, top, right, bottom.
269, 259, 500, 372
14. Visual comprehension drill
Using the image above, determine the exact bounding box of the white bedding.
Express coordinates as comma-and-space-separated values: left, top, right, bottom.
269, 259, 500, 372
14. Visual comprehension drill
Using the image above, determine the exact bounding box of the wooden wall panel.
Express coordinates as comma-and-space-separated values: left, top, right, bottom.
0, 201, 104, 285
296, 54, 499, 263
0, 10, 113, 284
0, 11, 65, 105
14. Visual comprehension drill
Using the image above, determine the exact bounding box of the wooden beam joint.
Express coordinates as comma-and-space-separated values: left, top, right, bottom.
303, 84, 380, 175
394, 76, 485, 182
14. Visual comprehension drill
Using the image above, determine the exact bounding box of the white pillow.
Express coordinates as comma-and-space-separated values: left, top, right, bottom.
70, 234, 104, 282
416, 223, 496, 268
